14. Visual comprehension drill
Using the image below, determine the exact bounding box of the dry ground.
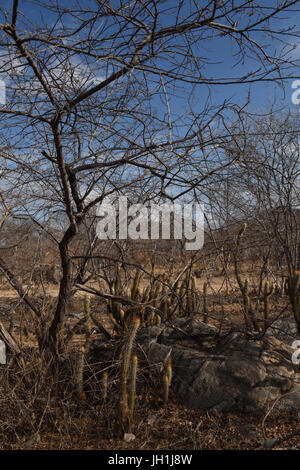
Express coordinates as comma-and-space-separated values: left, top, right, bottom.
0, 271, 299, 451
0, 394, 299, 450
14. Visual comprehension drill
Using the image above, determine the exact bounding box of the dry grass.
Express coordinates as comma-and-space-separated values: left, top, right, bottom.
0, 266, 297, 450
1, 371, 299, 450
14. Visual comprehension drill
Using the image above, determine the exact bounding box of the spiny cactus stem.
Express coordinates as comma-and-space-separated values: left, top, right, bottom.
263, 281, 273, 330
203, 282, 208, 323
120, 315, 140, 428
84, 294, 91, 346
243, 279, 252, 331
287, 272, 300, 334
131, 269, 142, 301
166, 363, 172, 387
76, 344, 86, 403
234, 225, 252, 331
102, 370, 108, 401
115, 264, 121, 296
163, 373, 169, 404
129, 354, 138, 424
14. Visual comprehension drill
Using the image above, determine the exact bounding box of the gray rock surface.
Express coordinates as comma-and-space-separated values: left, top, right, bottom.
136, 317, 300, 412
266, 315, 300, 345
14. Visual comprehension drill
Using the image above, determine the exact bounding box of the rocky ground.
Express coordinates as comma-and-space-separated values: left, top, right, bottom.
1, 297, 300, 450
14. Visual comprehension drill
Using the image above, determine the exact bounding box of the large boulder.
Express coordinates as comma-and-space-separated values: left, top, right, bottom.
266, 315, 299, 345
136, 317, 300, 412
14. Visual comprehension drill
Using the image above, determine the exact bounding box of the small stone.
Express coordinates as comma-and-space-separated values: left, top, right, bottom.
262, 438, 278, 449
239, 424, 258, 440
261, 353, 278, 365
147, 414, 157, 426
22, 433, 41, 449
0, 340, 6, 365
124, 433, 136, 442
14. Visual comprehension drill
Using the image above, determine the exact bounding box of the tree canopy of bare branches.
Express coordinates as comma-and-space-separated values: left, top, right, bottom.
0, 0, 300, 353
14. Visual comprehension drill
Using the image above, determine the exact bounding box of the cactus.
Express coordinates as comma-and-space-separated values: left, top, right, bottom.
119, 308, 125, 324
191, 275, 197, 313
167, 278, 180, 320
114, 264, 121, 296
107, 268, 144, 332
153, 281, 162, 309
162, 295, 168, 321
161, 353, 172, 404
131, 269, 142, 301
286, 272, 300, 334
243, 278, 251, 330
8, 315, 14, 335
76, 344, 86, 402
145, 275, 182, 323
162, 373, 169, 404
187, 273, 197, 315
101, 370, 108, 401
263, 281, 273, 330
74, 296, 94, 402
105, 266, 122, 330
107, 264, 201, 332
203, 282, 208, 323
165, 355, 172, 387
84, 294, 91, 347
129, 353, 138, 425
142, 285, 150, 303
177, 277, 186, 316
119, 315, 140, 431
177, 274, 189, 317
233, 223, 257, 331
184, 268, 192, 315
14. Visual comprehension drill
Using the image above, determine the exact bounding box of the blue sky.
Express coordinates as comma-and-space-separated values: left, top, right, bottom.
0, 1, 299, 225
1, 0, 300, 116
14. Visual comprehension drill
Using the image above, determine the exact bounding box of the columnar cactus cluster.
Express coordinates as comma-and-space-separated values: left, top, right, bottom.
286, 272, 300, 334
162, 353, 172, 404
234, 223, 261, 331
105, 266, 200, 332
263, 281, 274, 331
203, 281, 208, 323
119, 315, 140, 432
129, 353, 138, 423
76, 295, 92, 402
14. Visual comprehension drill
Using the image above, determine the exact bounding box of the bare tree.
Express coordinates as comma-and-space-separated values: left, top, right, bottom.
0, 0, 300, 354
226, 111, 300, 277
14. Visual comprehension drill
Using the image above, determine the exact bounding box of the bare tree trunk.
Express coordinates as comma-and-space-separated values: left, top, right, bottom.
45, 227, 76, 355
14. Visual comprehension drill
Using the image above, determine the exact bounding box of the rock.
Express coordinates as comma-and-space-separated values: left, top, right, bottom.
266, 315, 300, 345
124, 433, 136, 442
246, 386, 281, 408
239, 424, 259, 440
274, 375, 300, 410
147, 343, 172, 365
22, 433, 41, 449
0, 340, 6, 364
135, 318, 300, 412
136, 317, 218, 350
136, 326, 164, 346
165, 317, 218, 339
147, 414, 157, 426
262, 438, 278, 449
